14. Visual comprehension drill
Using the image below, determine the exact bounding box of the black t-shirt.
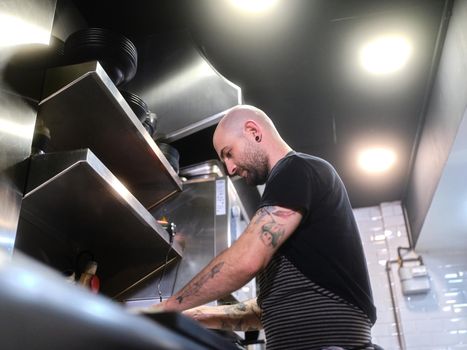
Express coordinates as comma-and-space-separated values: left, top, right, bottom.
259, 151, 377, 324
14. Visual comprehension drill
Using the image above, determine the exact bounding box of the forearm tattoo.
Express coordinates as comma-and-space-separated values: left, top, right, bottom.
221, 301, 263, 331
223, 302, 246, 330
175, 262, 224, 304
254, 206, 295, 248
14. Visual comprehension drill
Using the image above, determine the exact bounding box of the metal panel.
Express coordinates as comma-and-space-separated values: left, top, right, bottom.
404, 0, 459, 247
0, 0, 57, 256
38, 61, 182, 209
15, 149, 182, 298
0, 91, 36, 255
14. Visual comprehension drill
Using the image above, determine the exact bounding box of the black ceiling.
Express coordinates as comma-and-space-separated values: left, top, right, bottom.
70, 0, 448, 208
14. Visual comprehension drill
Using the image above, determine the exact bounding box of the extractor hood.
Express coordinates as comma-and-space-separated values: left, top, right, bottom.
123, 31, 242, 142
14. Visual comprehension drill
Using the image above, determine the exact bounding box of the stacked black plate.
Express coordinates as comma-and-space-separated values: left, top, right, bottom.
120, 90, 158, 138
64, 28, 137, 86
157, 143, 180, 174
119, 90, 149, 120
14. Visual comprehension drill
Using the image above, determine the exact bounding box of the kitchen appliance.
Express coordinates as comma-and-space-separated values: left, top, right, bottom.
119, 160, 258, 305
123, 31, 242, 142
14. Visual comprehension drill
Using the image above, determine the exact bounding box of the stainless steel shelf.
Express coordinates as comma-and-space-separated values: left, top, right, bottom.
38, 61, 182, 209
16, 149, 182, 298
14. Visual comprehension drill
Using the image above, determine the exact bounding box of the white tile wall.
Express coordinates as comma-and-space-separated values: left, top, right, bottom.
354, 201, 467, 350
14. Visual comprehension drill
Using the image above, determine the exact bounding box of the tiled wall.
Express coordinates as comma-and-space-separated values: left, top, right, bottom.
354, 201, 467, 350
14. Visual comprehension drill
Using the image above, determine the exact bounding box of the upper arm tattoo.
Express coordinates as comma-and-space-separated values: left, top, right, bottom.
254, 206, 297, 248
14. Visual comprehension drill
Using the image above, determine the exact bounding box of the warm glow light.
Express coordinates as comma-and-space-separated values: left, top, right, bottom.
358, 148, 397, 173
229, 0, 279, 13
359, 35, 412, 75
0, 13, 50, 47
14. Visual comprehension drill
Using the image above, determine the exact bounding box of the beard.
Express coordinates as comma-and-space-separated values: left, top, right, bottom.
237, 140, 269, 186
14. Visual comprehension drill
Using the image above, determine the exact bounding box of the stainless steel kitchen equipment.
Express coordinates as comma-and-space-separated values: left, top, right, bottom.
2, 4, 246, 347
15, 148, 183, 298
123, 31, 242, 142
37, 61, 182, 209
0, 0, 57, 256
12, 42, 246, 316
119, 160, 258, 305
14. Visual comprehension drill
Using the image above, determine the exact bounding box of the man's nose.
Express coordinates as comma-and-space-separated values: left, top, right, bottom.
225, 159, 237, 175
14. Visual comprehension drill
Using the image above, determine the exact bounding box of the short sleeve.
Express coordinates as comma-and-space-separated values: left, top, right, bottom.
259, 156, 312, 218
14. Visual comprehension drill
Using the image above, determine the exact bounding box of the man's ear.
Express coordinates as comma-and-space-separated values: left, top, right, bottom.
244, 120, 262, 141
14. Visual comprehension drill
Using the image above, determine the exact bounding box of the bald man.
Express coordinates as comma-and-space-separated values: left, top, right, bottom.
150, 105, 376, 350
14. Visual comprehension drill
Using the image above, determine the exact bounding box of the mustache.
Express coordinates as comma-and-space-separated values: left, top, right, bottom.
235, 165, 245, 175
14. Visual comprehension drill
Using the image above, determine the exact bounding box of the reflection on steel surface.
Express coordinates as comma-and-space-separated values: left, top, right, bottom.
0, 92, 36, 255
0, 0, 56, 47
0, 0, 56, 256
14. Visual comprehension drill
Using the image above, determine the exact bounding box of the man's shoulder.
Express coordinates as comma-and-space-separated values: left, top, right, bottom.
286, 152, 334, 170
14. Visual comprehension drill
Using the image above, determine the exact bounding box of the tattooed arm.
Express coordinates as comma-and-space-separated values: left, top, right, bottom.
145, 205, 302, 313
182, 298, 262, 331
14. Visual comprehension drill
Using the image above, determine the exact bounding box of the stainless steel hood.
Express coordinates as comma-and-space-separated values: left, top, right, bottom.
123, 31, 242, 142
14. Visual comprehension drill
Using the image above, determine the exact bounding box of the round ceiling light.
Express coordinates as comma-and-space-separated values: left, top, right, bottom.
357, 147, 397, 174
359, 35, 412, 75
229, 0, 279, 13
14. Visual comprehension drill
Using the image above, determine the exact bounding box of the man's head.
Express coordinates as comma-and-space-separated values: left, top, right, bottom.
213, 105, 290, 186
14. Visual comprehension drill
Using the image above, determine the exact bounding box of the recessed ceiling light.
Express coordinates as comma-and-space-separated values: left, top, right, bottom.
357, 147, 397, 173
229, 0, 279, 13
359, 35, 412, 75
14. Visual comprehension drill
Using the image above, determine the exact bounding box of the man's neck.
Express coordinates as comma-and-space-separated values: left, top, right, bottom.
268, 144, 293, 173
